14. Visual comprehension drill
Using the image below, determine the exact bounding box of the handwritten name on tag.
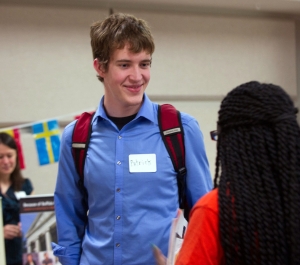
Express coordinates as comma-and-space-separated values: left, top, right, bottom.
129, 154, 157, 173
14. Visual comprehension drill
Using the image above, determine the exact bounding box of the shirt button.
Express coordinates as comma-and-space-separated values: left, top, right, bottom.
118, 136, 122, 139
116, 243, 120, 247
116, 188, 121, 192
116, 216, 121, 220
117, 161, 121, 165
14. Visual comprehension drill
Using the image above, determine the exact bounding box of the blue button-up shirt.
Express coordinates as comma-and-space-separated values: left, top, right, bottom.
53, 94, 212, 265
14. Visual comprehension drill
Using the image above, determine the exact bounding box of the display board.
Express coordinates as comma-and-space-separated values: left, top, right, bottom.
19, 194, 60, 265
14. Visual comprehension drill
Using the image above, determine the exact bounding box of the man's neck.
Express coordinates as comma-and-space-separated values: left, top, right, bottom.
107, 113, 137, 130
103, 96, 144, 117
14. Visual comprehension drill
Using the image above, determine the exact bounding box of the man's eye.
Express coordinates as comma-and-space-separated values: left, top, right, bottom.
120, 64, 128, 68
141, 63, 150, 68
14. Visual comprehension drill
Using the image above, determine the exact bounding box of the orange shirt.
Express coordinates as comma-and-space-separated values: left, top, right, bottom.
175, 189, 225, 265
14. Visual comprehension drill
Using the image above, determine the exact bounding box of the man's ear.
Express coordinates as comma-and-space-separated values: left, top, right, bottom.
93, 59, 105, 78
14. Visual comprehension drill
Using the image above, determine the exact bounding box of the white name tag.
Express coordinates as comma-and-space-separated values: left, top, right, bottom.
14, 191, 26, 200
129, 154, 157, 173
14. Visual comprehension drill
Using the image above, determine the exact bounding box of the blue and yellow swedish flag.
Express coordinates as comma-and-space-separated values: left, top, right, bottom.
32, 120, 61, 165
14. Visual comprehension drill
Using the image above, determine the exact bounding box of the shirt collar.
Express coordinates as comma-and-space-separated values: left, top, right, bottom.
92, 94, 156, 124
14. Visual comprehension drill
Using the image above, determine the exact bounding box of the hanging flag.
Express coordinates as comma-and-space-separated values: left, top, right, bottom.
3, 128, 26, 169
32, 120, 61, 166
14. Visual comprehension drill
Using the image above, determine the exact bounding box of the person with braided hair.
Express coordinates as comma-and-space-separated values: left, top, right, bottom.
173, 81, 300, 265
153, 81, 300, 265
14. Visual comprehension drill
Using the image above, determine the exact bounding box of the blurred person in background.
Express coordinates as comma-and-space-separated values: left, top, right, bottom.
0, 132, 34, 265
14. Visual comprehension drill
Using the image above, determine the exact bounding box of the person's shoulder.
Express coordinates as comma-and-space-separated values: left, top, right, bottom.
59, 120, 77, 145
153, 103, 200, 132
194, 188, 218, 212
156, 103, 197, 125
152, 102, 194, 120
178, 110, 199, 128
63, 120, 77, 134
22, 178, 33, 194
179, 110, 196, 121
179, 111, 204, 136
23, 178, 31, 184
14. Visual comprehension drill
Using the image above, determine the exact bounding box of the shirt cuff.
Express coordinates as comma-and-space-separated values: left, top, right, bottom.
52, 242, 80, 265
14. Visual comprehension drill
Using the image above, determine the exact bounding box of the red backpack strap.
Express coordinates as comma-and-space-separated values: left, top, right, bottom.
158, 104, 190, 220
72, 111, 95, 186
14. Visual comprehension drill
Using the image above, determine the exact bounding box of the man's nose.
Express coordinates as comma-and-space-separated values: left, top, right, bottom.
129, 66, 142, 81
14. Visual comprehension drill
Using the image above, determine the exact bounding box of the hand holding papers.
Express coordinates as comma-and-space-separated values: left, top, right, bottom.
152, 209, 188, 265
167, 209, 188, 265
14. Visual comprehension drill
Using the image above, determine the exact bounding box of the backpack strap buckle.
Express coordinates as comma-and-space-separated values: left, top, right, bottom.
178, 167, 187, 177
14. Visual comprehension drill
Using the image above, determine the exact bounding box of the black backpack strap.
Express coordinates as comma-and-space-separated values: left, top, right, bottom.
71, 111, 95, 196
158, 104, 190, 220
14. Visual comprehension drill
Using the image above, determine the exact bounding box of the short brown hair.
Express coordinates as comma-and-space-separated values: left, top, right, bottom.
90, 13, 155, 82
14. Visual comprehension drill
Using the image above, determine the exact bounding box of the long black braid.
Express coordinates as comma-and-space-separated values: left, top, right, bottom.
214, 81, 300, 265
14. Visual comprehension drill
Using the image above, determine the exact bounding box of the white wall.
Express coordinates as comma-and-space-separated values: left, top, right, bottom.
0, 4, 297, 193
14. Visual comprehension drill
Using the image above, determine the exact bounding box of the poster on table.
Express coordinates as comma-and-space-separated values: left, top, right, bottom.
20, 194, 60, 265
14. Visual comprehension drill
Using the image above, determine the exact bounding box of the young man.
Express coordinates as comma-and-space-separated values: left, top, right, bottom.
52, 13, 212, 265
